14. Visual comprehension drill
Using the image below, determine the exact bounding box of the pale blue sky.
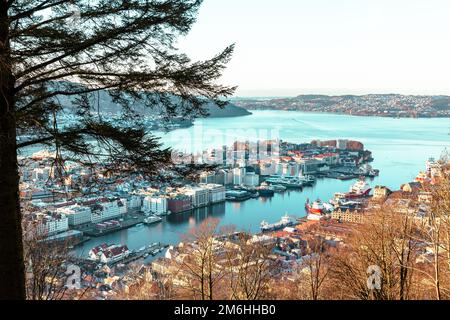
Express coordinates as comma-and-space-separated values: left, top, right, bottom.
177, 0, 450, 96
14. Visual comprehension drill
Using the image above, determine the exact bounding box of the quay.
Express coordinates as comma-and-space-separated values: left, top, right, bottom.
78, 214, 146, 238
118, 242, 169, 266
71, 242, 169, 269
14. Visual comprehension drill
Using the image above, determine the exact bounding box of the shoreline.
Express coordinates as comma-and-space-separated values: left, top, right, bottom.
239, 108, 450, 119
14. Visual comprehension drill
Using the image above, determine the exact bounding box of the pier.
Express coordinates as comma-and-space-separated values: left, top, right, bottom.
116, 242, 169, 266
71, 242, 169, 270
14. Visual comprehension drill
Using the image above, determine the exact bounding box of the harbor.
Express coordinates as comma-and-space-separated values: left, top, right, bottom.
65, 111, 448, 261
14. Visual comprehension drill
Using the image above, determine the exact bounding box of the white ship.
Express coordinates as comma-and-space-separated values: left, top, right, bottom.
144, 215, 163, 225
260, 214, 297, 232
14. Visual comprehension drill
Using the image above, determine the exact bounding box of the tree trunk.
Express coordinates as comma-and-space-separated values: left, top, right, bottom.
0, 1, 26, 300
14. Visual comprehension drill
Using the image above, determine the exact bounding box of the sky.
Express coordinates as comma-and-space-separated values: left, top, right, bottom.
176, 0, 450, 97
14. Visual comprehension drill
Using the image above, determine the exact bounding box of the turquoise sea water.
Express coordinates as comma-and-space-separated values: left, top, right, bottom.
75, 111, 450, 258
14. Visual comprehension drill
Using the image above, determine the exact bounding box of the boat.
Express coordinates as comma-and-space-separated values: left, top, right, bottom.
323, 202, 335, 212
345, 179, 372, 198
305, 199, 325, 215
154, 211, 169, 216
143, 253, 149, 258
226, 190, 252, 201
307, 212, 322, 221
260, 213, 297, 232
265, 177, 304, 189
337, 200, 363, 210
143, 215, 163, 225
298, 174, 316, 186
270, 184, 287, 192
257, 187, 275, 197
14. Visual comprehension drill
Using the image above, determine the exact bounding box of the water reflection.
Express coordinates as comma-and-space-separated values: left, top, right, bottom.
166, 202, 226, 225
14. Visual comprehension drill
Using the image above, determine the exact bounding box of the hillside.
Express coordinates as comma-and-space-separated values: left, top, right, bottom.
58, 86, 250, 119
234, 94, 450, 118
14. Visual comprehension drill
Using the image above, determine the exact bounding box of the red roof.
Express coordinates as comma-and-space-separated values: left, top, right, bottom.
91, 243, 108, 254
104, 245, 129, 258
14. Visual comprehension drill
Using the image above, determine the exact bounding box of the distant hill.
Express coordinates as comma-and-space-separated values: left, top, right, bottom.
205, 102, 251, 118
234, 94, 450, 118
55, 83, 251, 118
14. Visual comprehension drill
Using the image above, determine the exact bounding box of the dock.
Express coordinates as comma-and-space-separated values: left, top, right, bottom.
71, 242, 169, 269
80, 215, 146, 237
116, 242, 169, 266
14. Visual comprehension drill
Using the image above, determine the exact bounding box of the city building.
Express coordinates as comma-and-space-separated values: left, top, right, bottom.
57, 205, 92, 227
182, 186, 209, 208
89, 244, 131, 264
232, 167, 246, 185
372, 186, 392, 200
168, 196, 192, 214
126, 195, 142, 209
244, 172, 260, 187
36, 212, 69, 236
142, 196, 168, 215
200, 184, 226, 203
331, 209, 365, 224
91, 200, 123, 223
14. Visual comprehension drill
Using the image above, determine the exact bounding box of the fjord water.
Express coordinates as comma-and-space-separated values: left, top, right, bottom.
75, 111, 450, 258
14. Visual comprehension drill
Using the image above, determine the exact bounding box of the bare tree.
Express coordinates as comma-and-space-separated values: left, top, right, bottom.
416, 155, 450, 299
174, 218, 231, 300
296, 238, 330, 300
329, 205, 419, 300
22, 223, 90, 300
225, 233, 275, 300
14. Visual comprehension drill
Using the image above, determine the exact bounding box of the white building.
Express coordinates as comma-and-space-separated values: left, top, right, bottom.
91, 200, 122, 223
200, 172, 217, 184
232, 167, 246, 185
281, 163, 300, 177
142, 196, 168, 215
118, 198, 128, 215
127, 195, 142, 209
57, 205, 92, 226
89, 244, 131, 264
222, 169, 234, 185
200, 184, 226, 203
36, 213, 69, 236
244, 172, 260, 187
259, 162, 277, 176
182, 186, 209, 208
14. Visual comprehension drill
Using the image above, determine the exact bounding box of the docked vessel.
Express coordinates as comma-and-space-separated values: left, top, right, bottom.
270, 184, 287, 192
257, 185, 275, 197
260, 214, 297, 232
305, 199, 325, 214
226, 190, 252, 201
265, 177, 304, 189
345, 179, 371, 199
143, 215, 163, 225
336, 200, 363, 211
305, 199, 333, 221
298, 174, 316, 186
